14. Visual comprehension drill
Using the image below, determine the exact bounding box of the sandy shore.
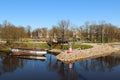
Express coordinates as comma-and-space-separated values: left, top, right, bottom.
56, 44, 120, 63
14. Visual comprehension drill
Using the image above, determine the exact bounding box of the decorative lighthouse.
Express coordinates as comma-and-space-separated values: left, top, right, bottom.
67, 43, 72, 53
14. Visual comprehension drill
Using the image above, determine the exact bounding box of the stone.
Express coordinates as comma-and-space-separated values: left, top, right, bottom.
56, 44, 120, 63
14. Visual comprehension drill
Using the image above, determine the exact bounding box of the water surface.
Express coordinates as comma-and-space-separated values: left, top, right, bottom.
0, 52, 120, 80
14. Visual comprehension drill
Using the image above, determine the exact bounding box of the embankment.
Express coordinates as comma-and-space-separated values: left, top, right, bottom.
56, 44, 119, 63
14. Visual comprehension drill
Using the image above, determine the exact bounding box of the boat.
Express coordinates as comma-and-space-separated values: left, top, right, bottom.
17, 56, 46, 60
11, 48, 47, 56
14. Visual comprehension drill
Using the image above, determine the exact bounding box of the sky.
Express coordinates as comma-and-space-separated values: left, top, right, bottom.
0, 0, 120, 30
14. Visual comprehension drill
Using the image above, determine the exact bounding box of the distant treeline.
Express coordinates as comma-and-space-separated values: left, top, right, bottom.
0, 20, 120, 43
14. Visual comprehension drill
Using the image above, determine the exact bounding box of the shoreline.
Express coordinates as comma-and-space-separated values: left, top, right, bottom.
56, 44, 120, 63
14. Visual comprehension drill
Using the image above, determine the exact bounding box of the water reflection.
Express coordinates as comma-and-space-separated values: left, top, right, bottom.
0, 53, 120, 80
46, 54, 120, 80
77, 56, 120, 72
46, 54, 87, 80
0, 56, 24, 76
65, 63, 87, 80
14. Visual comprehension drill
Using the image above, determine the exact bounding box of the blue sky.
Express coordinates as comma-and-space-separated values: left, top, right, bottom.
0, 0, 120, 30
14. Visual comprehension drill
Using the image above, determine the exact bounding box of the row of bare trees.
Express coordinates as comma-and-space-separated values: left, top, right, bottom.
0, 20, 120, 43
79, 22, 120, 43
0, 21, 31, 43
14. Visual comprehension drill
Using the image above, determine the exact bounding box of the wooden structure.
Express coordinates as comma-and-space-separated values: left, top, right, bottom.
47, 37, 69, 50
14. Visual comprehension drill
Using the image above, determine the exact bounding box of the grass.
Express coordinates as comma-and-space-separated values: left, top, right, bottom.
11, 43, 49, 49
11, 42, 93, 50
0, 44, 11, 54
50, 43, 93, 50
0, 42, 93, 54
72, 44, 93, 49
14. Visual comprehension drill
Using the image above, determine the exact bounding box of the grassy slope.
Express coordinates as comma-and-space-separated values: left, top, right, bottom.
0, 42, 93, 54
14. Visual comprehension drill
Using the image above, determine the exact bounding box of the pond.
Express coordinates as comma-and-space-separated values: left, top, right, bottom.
0, 52, 120, 80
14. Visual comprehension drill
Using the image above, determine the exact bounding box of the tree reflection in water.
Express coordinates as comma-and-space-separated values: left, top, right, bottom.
1, 53, 120, 80
46, 54, 87, 80
0, 56, 24, 76
65, 63, 87, 80
46, 54, 120, 80
78, 56, 120, 72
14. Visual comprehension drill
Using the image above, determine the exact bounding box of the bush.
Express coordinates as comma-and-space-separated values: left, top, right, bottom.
0, 44, 11, 53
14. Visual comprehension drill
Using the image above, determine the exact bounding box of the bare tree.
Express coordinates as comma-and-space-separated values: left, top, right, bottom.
0, 24, 2, 39
58, 20, 70, 40
41, 27, 47, 38
26, 25, 31, 38
58, 20, 70, 49
50, 25, 58, 38
0, 21, 27, 44
32, 27, 48, 38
